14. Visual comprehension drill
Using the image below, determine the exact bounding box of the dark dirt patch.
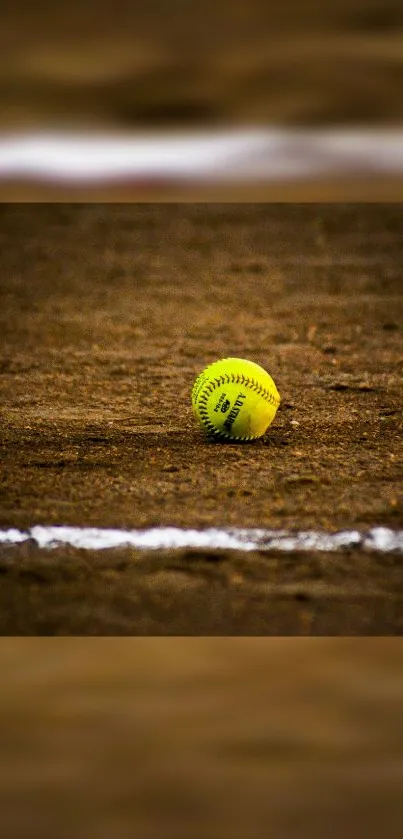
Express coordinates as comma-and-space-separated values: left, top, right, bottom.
0, 543, 402, 635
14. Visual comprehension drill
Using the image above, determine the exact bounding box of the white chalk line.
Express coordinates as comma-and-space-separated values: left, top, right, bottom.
0, 526, 402, 553
1, 128, 403, 183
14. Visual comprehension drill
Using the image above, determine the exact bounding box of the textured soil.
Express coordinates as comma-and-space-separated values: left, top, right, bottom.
0, 203, 402, 634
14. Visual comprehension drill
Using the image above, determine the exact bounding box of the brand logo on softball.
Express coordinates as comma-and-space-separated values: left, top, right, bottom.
214, 392, 230, 413
223, 393, 246, 431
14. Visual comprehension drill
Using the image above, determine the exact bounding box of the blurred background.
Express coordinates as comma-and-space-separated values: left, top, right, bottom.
3, 0, 403, 129
1, 0, 403, 197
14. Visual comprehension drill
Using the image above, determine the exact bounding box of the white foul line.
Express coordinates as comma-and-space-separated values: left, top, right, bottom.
0, 526, 402, 553
1, 128, 403, 183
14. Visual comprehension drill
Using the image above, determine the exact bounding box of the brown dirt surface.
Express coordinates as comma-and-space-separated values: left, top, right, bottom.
0, 203, 402, 634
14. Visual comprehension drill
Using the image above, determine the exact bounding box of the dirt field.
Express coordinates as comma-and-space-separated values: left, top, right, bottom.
0, 203, 402, 634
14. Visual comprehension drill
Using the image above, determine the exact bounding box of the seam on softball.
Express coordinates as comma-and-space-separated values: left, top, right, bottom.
193, 373, 280, 407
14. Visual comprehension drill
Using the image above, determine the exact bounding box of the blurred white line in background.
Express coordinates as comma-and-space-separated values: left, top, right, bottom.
0, 526, 402, 553
0, 128, 403, 183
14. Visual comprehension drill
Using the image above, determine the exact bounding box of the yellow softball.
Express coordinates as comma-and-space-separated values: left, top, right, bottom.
191, 357, 281, 441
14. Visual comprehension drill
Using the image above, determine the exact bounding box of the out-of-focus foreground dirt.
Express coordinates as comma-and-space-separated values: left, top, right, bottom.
0, 638, 402, 839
